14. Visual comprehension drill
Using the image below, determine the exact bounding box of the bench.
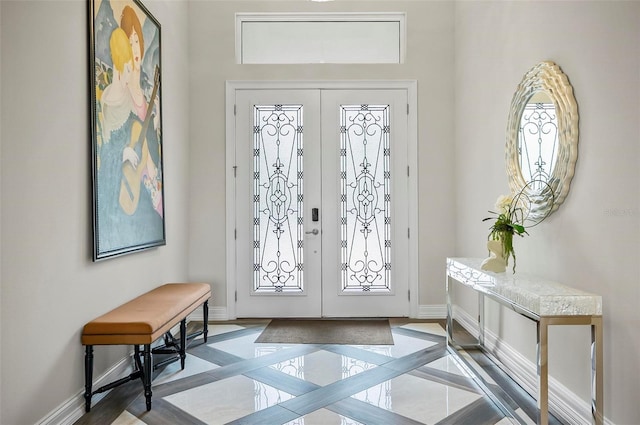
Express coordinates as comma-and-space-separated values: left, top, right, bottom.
81, 283, 211, 412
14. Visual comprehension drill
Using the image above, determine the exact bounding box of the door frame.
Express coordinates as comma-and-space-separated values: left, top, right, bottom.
225, 80, 419, 319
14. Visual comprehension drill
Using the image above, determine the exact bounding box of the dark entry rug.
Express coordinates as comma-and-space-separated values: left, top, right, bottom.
255, 318, 394, 345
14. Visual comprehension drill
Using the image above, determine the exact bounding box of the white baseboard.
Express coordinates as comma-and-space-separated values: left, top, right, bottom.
189, 305, 228, 321
37, 354, 133, 425
451, 306, 613, 425
416, 304, 447, 319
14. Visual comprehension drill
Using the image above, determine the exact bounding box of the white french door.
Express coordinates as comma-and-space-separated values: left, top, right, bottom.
231, 85, 412, 318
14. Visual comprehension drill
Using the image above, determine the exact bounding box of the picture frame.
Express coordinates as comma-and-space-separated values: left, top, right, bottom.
89, 0, 165, 260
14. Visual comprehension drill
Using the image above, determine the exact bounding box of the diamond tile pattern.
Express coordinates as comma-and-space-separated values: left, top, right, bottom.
77, 321, 565, 425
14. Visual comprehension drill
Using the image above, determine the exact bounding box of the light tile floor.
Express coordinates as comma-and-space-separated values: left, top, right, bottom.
76, 320, 564, 425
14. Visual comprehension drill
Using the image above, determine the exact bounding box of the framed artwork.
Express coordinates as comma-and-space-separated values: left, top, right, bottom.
89, 0, 165, 260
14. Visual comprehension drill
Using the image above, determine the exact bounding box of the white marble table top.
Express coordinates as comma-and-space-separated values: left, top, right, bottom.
447, 258, 602, 317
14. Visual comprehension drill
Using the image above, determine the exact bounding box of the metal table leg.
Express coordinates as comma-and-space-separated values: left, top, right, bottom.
591, 317, 604, 425
478, 293, 485, 347
537, 318, 549, 425
446, 275, 455, 346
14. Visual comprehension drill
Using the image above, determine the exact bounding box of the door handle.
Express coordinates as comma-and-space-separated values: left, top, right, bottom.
305, 228, 319, 235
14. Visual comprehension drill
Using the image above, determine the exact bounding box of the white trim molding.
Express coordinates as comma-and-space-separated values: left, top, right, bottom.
37, 355, 133, 425
416, 304, 447, 319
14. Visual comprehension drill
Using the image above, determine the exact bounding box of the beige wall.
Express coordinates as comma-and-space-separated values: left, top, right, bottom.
0, 1, 191, 423
1, 0, 639, 424
186, 0, 456, 309
454, 1, 640, 423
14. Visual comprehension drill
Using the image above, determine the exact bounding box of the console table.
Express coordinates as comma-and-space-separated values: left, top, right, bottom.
445, 258, 603, 425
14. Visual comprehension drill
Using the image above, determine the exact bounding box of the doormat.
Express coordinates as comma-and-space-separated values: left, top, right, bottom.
255, 319, 394, 345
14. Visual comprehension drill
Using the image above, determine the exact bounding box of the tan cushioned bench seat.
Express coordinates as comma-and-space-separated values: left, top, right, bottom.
82, 283, 211, 346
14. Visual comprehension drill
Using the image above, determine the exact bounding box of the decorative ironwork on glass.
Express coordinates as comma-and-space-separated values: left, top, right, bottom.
518, 102, 558, 189
253, 104, 304, 293
340, 104, 391, 293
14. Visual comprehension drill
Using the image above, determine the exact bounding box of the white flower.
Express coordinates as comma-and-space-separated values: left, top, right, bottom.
495, 195, 513, 215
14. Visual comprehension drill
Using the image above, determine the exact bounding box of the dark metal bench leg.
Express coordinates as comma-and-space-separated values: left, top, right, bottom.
143, 344, 152, 411
134, 345, 142, 372
180, 318, 187, 369
84, 345, 94, 412
203, 300, 209, 343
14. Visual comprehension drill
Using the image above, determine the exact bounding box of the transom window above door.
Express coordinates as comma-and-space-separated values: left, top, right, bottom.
235, 13, 406, 64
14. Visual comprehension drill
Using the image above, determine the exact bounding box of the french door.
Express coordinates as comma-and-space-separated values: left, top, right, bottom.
231, 86, 412, 318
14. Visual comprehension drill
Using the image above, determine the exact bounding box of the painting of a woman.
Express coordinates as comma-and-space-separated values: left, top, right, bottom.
91, 0, 164, 260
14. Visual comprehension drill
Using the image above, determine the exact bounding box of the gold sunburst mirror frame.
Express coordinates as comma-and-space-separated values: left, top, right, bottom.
506, 61, 579, 222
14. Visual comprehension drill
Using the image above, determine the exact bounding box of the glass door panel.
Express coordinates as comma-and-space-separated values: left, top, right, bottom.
253, 104, 305, 293
340, 104, 392, 293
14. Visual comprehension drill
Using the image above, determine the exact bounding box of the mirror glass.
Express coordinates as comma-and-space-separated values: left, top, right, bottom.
506, 61, 578, 222
518, 91, 557, 189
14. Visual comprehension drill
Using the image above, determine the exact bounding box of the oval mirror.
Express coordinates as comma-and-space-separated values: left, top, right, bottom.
506, 61, 578, 222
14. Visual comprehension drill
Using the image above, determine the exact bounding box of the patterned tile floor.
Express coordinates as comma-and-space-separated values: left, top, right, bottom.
76, 320, 564, 425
